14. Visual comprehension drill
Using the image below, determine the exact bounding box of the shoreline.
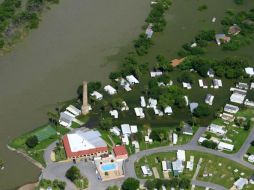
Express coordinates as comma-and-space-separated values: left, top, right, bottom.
6, 145, 44, 170
17, 182, 38, 190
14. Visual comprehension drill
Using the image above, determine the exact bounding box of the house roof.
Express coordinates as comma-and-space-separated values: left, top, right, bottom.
183, 123, 193, 134
63, 131, 108, 158
113, 145, 128, 157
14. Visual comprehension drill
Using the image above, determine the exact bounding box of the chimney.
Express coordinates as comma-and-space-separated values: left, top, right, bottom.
81, 81, 89, 115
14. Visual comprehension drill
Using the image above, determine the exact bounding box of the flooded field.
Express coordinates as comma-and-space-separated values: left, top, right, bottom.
0, 0, 253, 189
0, 0, 149, 189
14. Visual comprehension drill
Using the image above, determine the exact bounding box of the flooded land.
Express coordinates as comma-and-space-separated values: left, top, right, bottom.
0, 0, 149, 189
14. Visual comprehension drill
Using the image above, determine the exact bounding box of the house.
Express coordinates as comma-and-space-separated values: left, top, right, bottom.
150, 71, 163, 77
140, 96, 146, 107
172, 160, 184, 176
244, 99, 254, 108
218, 142, 234, 151
66, 105, 81, 117
236, 82, 249, 90
130, 125, 138, 134
119, 78, 132, 92
228, 25, 241, 36
212, 79, 222, 88
189, 102, 198, 113
208, 124, 227, 136
121, 101, 129, 111
172, 133, 178, 145
164, 106, 173, 115
104, 85, 117, 95
233, 178, 248, 190
126, 75, 139, 85
245, 67, 254, 77
177, 150, 186, 161
207, 68, 215, 78
186, 156, 194, 171
182, 82, 192, 90
230, 93, 246, 104
198, 79, 208, 88
147, 98, 157, 108
224, 104, 239, 114
110, 110, 119, 119
91, 91, 103, 100
162, 161, 171, 171
249, 175, 254, 184
121, 124, 131, 136
134, 107, 145, 118
220, 112, 235, 122
154, 107, 164, 116
215, 34, 231, 45
59, 112, 74, 127
250, 83, 254, 90
110, 127, 121, 136
132, 140, 140, 151
113, 145, 128, 160
121, 134, 129, 145
62, 130, 108, 159
205, 94, 214, 105
141, 165, 153, 176
182, 123, 193, 136
198, 137, 207, 144
145, 135, 153, 143
184, 96, 189, 106
248, 155, 254, 163
145, 23, 154, 38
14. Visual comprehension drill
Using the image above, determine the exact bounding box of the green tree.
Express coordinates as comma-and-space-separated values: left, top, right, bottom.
65, 166, 81, 182
107, 185, 119, 190
26, 135, 38, 148
121, 178, 140, 190
193, 104, 210, 117
201, 140, 217, 149
111, 98, 124, 110
99, 117, 112, 131
144, 180, 155, 190
179, 178, 190, 189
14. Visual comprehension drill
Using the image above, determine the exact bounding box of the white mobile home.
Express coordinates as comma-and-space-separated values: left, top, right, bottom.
104, 85, 117, 95
91, 91, 103, 100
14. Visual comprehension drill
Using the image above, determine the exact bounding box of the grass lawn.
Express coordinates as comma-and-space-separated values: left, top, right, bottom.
73, 177, 88, 189
196, 151, 254, 189
135, 150, 254, 189
70, 122, 81, 129
201, 108, 254, 153
54, 147, 67, 162
9, 124, 70, 166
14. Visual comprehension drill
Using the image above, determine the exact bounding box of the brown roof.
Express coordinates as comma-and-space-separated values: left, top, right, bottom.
171, 57, 185, 67
113, 145, 128, 157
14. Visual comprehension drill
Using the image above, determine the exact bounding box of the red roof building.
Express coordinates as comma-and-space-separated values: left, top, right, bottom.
63, 133, 108, 159
113, 145, 128, 160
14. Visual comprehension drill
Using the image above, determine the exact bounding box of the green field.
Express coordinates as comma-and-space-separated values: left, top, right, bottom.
134, 151, 254, 189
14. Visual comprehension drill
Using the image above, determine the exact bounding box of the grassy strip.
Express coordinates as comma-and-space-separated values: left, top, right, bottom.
9, 124, 69, 166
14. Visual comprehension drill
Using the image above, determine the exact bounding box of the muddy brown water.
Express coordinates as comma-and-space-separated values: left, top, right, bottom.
0, 0, 149, 189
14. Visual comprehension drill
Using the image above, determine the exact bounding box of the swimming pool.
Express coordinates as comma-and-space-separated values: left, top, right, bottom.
101, 163, 117, 171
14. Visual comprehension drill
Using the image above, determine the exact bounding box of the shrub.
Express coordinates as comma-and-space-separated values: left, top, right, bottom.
25, 135, 38, 148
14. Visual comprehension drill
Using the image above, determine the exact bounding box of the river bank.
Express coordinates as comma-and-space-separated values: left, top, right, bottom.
0, 0, 150, 189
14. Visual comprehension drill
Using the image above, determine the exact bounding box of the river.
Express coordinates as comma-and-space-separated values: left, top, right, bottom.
0, 0, 149, 189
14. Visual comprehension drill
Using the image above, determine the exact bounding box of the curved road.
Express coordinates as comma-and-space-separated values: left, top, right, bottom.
41, 127, 254, 190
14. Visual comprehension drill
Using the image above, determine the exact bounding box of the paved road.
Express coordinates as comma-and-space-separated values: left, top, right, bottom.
234, 126, 254, 159
191, 180, 227, 190
41, 127, 254, 190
